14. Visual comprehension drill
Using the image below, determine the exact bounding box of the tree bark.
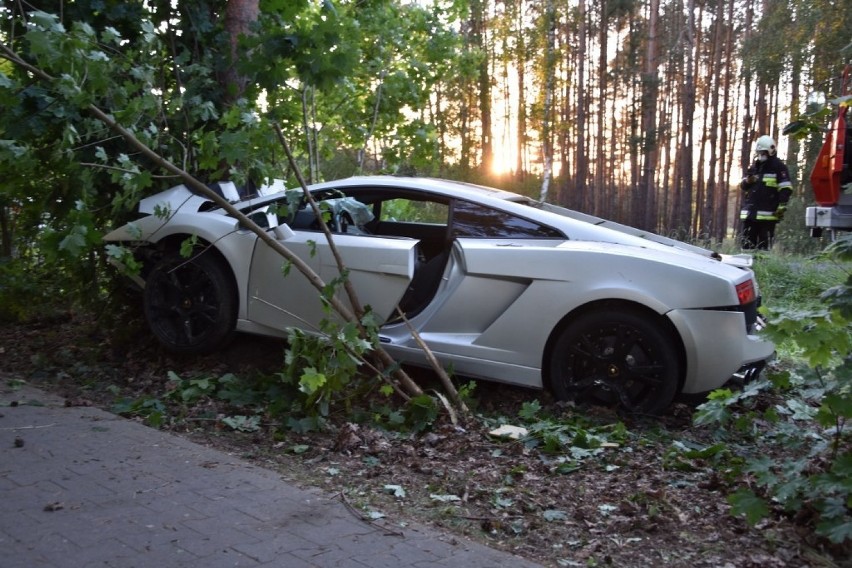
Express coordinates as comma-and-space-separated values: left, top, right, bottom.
594, 0, 608, 217
222, 0, 259, 103
674, 0, 695, 237
575, 0, 588, 211
638, 0, 660, 231
539, 0, 556, 202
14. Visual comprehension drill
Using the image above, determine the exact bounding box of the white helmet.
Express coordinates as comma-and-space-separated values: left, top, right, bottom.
754, 135, 776, 157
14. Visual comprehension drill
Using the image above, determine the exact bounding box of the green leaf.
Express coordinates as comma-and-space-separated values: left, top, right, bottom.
221, 415, 261, 432
816, 518, 852, 544
58, 226, 88, 256
745, 456, 778, 488
728, 489, 769, 526
786, 398, 817, 421
831, 452, 852, 477
518, 400, 541, 421
823, 394, 852, 419
555, 461, 581, 474
299, 368, 327, 395
179, 235, 199, 258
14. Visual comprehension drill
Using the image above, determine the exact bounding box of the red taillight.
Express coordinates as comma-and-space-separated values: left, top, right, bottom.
736, 280, 756, 305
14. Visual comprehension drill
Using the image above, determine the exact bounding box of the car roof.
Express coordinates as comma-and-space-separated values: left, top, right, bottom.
305, 176, 529, 204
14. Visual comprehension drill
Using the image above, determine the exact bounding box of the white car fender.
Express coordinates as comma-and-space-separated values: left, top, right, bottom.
103, 211, 240, 244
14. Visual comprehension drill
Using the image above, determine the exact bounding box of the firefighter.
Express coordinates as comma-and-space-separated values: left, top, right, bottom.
739, 135, 793, 250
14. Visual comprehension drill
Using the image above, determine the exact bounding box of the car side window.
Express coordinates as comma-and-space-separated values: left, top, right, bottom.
379, 198, 449, 225
451, 199, 564, 238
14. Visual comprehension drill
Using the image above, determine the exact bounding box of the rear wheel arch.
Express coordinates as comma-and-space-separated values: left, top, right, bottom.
143, 236, 236, 282
543, 300, 687, 413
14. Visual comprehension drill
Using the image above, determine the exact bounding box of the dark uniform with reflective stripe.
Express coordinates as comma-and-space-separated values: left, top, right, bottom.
739, 155, 793, 250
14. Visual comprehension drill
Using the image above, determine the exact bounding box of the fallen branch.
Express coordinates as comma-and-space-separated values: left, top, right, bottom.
333, 491, 405, 537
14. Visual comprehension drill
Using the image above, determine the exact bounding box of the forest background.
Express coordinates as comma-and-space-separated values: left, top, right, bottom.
2, 3, 852, 559
0, 0, 850, 313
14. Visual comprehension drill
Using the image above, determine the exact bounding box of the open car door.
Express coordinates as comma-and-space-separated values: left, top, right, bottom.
247, 228, 418, 332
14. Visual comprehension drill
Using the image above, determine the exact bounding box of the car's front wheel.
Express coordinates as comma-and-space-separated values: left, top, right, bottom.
143, 250, 237, 353
549, 308, 681, 414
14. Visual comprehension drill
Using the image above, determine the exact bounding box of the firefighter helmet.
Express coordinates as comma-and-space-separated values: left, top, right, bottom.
755, 135, 776, 156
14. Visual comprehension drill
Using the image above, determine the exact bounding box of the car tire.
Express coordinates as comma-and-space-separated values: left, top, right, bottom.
143, 250, 237, 354
549, 308, 681, 414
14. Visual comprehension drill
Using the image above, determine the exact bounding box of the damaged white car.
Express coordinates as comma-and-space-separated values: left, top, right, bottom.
104, 176, 775, 413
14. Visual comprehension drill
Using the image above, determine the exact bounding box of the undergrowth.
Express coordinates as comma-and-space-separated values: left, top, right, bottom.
692, 236, 852, 546
108, 236, 852, 549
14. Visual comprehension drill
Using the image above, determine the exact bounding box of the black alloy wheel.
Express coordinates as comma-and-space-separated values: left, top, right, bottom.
549, 308, 681, 414
143, 250, 237, 353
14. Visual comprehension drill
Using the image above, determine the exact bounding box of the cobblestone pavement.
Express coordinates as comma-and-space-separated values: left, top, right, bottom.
0, 377, 541, 568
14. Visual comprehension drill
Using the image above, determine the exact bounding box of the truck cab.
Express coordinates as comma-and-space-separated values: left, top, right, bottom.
804, 68, 852, 239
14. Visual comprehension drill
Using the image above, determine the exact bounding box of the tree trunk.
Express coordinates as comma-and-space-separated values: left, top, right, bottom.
638, 0, 659, 231
223, 0, 259, 104
516, 0, 527, 180
716, 0, 735, 242
674, 0, 695, 237
471, 0, 493, 175
594, 0, 608, 217
539, 0, 556, 202
575, 0, 588, 211
702, 0, 725, 240
0, 202, 11, 259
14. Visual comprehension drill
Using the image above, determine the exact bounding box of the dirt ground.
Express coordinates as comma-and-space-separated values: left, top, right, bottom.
1, 314, 848, 568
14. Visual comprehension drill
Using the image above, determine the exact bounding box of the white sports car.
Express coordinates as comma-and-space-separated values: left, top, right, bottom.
104, 176, 774, 413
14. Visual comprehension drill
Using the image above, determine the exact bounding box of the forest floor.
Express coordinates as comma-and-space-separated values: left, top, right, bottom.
1, 313, 849, 568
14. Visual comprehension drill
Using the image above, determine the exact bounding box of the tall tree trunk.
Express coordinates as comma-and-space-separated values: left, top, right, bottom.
516, 0, 527, 180
702, 1, 725, 240
715, 0, 735, 242
638, 0, 660, 231
540, 0, 556, 201
471, 0, 492, 175
788, 56, 802, 190
595, 0, 608, 217
736, 0, 755, 240
674, 0, 695, 236
558, 22, 572, 203
223, 0, 259, 104
660, 93, 674, 233
0, 203, 11, 258
576, 0, 588, 211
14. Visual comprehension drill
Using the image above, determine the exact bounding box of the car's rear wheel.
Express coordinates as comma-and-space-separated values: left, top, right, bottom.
144, 250, 237, 353
549, 308, 681, 414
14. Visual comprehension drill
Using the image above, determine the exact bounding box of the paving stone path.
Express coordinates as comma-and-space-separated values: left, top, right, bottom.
0, 378, 542, 568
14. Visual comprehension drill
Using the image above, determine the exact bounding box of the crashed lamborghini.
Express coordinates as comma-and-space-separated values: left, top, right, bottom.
104, 176, 775, 413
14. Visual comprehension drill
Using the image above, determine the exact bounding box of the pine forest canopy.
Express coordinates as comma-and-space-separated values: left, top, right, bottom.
0, 0, 850, 281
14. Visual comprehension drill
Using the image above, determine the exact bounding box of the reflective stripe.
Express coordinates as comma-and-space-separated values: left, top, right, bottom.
740, 209, 778, 220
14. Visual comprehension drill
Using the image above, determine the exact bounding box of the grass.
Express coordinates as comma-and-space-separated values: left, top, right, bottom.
750, 250, 848, 309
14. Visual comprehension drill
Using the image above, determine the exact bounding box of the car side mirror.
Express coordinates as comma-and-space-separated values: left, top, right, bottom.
273, 224, 295, 240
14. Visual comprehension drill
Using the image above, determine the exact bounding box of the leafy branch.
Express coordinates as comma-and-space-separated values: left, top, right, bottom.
0, 17, 468, 419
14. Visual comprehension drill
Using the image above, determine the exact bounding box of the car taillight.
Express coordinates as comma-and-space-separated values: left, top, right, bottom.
736, 280, 756, 305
